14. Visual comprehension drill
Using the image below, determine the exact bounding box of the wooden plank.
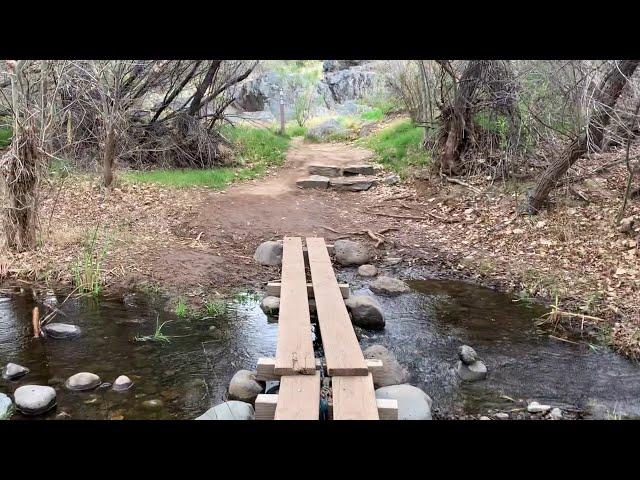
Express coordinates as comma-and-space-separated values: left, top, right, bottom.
331, 373, 380, 420
255, 394, 278, 420
306, 237, 368, 376
274, 372, 321, 420
365, 359, 384, 385
256, 357, 322, 381
266, 282, 349, 299
327, 398, 397, 420
274, 237, 316, 376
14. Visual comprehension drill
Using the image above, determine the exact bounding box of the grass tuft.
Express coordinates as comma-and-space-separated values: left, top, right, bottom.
134, 318, 172, 343
72, 227, 108, 297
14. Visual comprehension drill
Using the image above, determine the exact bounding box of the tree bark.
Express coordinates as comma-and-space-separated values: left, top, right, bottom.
526, 60, 639, 213
103, 123, 116, 187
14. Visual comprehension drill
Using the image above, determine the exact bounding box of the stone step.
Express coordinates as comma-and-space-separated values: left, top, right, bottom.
330, 176, 377, 191
307, 164, 375, 177
296, 175, 330, 189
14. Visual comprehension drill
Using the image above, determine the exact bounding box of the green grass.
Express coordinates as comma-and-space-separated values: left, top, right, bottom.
175, 298, 189, 318
361, 107, 384, 122
122, 125, 290, 189
359, 119, 428, 177
204, 299, 228, 318
72, 227, 109, 297
134, 318, 172, 343
0, 125, 12, 148
285, 124, 307, 137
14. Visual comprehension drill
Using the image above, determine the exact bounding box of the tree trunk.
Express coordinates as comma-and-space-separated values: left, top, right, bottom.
526, 60, 639, 213
103, 124, 116, 187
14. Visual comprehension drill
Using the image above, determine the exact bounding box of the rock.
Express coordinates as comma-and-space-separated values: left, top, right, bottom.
345, 296, 385, 330
142, 399, 164, 410
112, 375, 134, 392
357, 264, 378, 277
495, 412, 509, 420
480, 416, 491, 420
324, 66, 377, 103
308, 165, 343, 177
375, 384, 432, 420
306, 119, 346, 141
228, 370, 263, 404
527, 401, 552, 414
254, 240, 283, 266
458, 345, 478, 365
14, 385, 57, 415
363, 345, 410, 387
383, 174, 401, 186
382, 257, 403, 266
370, 276, 410, 296
456, 360, 487, 381
41, 323, 81, 339
343, 165, 375, 175
296, 175, 329, 189
260, 296, 280, 315
549, 407, 563, 420
65, 372, 102, 391
195, 401, 254, 420
617, 216, 635, 233
333, 239, 372, 266
0, 393, 13, 419
97, 382, 112, 389
329, 177, 376, 191
322, 60, 369, 73
2, 362, 29, 381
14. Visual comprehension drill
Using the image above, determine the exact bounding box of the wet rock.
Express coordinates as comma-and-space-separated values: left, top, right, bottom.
41, 323, 82, 339
97, 382, 112, 390
2, 362, 29, 381
345, 296, 385, 330
254, 240, 283, 266
456, 360, 487, 381
65, 372, 101, 391
142, 399, 164, 410
113, 375, 134, 392
363, 345, 410, 387
527, 401, 551, 414
56, 411, 71, 419
14, 385, 57, 415
458, 345, 478, 365
260, 296, 280, 316
495, 412, 509, 420
343, 165, 375, 175
370, 276, 410, 296
333, 239, 372, 266
357, 264, 378, 277
228, 370, 263, 404
196, 401, 254, 420
330, 177, 376, 191
296, 175, 330, 189
375, 384, 432, 420
0, 393, 13, 419
549, 407, 563, 420
308, 165, 343, 177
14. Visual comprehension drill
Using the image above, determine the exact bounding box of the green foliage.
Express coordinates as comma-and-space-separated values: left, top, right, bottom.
286, 124, 307, 137
134, 318, 172, 343
175, 298, 189, 318
72, 227, 109, 297
204, 299, 228, 318
0, 125, 12, 148
361, 107, 384, 122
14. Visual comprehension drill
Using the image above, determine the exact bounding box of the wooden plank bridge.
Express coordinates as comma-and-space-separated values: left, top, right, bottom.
254, 236, 398, 420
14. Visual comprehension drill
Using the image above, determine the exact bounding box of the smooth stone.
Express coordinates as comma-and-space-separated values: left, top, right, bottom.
458, 345, 478, 365
308, 165, 343, 177
357, 264, 378, 277
14, 385, 57, 415
363, 345, 410, 387
296, 175, 330, 189
370, 276, 410, 296
41, 323, 82, 339
345, 295, 385, 330
65, 372, 102, 391
253, 240, 283, 266
195, 401, 254, 420
343, 165, 374, 175
2, 362, 30, 381
479, 416, 491, 420
260, 296, 280, 315
113, 375, 134, 392
549, 407, 563, 420
142, 399, 164, 410
456, 360, 487, 381
228, 370, 263, 404
495, 412, 509, 420
333, 239, 372, 266
0, 393, 13, 419
527, 401, 552, 414
375, 384, 432, 420
329, 177, 376, 191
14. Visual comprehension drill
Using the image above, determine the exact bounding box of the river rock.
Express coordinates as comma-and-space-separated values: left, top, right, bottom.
363, 345, 410, 387
195, 401, 255, 420
14, 385, 57, 415
375, 384, 432, 420
308, 165, 343, 177
495, 412, 509, 420
343, 165, 375, 175
254, 240, 283, 266
357, 264, 378, 277
142, 399, 164, 410
370, 276, 410, 296
330, 177, 376, 191
456, 360, 487, 381
65, 372, 102, 391
2, 362, 30, 381
0, 393, 13, 419
527, 401, 551, 413
333, 239, 372, 266
296, 175, 330, 189
113, 375, 134, 392
41, 323, 82, 339
260, 296, 280, 315
549, 407, 563, 420
345, 295, 385, 330
228, 370, 263, 404
458, 345, 478, 365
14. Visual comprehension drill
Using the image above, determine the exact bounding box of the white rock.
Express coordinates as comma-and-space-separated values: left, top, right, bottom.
495, 412, 509, 420
195, 401, 254, 420
65, 372, 101, 391
14, 385, 57, 415
527, 401, 552, 413
375, 384, 432, 420
549, 407, 563, 419
228, 370, 263, 404
112, 375, 134, 392
260, 296, 280, 315
357, 264, 378, 277
2, 362, 30, 381
0, 393, 13, 419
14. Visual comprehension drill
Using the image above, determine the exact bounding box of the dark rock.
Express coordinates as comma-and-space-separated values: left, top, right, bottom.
456, 360, 487, 381
363, 345, 410, 387
458, 345, 478, 365
308, 165, 343, 177
343, 165, 374, 175
42, 323, 82, 339
370, 276, 410, 296
254, 240, 283, 266
329, 177, 376, 191
345, 295, 385, 330
296, 175, 330, 189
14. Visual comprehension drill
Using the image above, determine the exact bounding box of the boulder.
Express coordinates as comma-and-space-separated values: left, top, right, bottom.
357, 264, 378, 277
228, 370, 263, 404
333, 239, 372, 266
322, 60, 369, 73
370, 276, 410, 296
14, 385, 57, 415
0, 393, 13, 420
65, 372, 102, 391
324, 66, 377, 103
456, 360, 488, 382
195, 401, 254, 420
308, 165, 343, 177
254, 240, 283, 266
260, 296, 280, 316
2, 362, 29, 381
345, 295, 385, 330
375, 384, 432, 420
329, 177, 376, 191
41, 323, 81, 339
527, 401, 551, 414
296, 175, 329, 189
363, 345, 410, 387
343, 165, 374, 175
458, 345, 478, 365
112, 375, 134, 392
306, 119, 346, 141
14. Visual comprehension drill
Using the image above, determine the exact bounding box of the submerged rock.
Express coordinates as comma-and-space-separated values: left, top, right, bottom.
65, 372, 101, 391
260, 296, 280, 316
458, 345, 478, 365
0, 393, 13, 419
14, 385, 57, 415
2, 362, 30, 381
527, 401, 551, 414
333, 239, 372, 266
345, 295, 385, 330
549, 407, 563, 420
112, 375, 134, 392
41, 323, 82, 339
370, 276, 410, 296
363, 345, 410, 387
254, 240, 283, 266
196, 401, 254, 420
375, 384, 432, 420
228, 370, 263, 404
142, 399, 164, 410
456, 360, 487, 382
357, 264, 378, 277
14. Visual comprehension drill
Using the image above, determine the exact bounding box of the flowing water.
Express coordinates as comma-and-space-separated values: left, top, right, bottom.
2, 273, 640, 420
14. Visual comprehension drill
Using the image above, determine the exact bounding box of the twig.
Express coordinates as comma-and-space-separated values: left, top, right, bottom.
441, 175, 482, 194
